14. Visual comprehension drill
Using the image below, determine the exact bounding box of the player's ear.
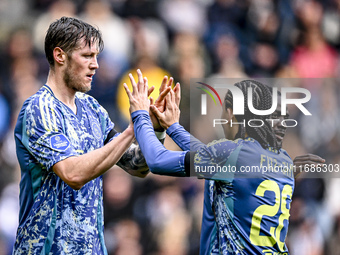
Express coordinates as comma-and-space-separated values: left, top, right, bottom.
53, 47, 67, 66
226, 107, 234, 121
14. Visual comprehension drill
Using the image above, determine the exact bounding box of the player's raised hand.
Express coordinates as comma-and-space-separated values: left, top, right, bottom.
173, 81, 181, 108
149, 76, 172, 131
153, 76, 173, 112
150, 87, 180, 130
293, 154, 326, 178
153, 76, 180, 111
124, 69, 152, 114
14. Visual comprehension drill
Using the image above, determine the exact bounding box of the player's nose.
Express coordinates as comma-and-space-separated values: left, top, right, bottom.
277, 116, 286, 129
90, 57, 99, 69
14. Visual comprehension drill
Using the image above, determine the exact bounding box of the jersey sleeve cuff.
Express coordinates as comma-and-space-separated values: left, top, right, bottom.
166, 122, 181, 136
131, 110, 149, 121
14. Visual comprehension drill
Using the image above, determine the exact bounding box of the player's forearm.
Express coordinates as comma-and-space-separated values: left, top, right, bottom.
53, 127, 135, 189
116, 143, 149, 176
132, 110, 188, 176
116, 131, 165, 177
166, 122, 204, 152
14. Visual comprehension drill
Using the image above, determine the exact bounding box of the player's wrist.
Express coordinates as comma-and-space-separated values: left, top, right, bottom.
153, 123, 165, 132
163, 120, 177, 130
125, 125, 135, 137
155, 130, 166, 140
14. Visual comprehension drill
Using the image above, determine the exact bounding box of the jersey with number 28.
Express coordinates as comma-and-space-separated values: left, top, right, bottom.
197, 137, 295, 255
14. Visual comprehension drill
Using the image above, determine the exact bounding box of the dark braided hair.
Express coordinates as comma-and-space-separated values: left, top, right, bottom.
224, 80, 278, 150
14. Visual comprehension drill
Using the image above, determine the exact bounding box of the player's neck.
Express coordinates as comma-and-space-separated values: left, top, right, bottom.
46, 70, 77, 113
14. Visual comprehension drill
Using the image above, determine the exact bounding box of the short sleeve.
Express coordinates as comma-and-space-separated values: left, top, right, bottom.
22, 99, 78, 170
84, 94, 116, 143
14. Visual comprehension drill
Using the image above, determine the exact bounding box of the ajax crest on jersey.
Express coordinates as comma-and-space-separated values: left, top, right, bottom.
91, 121, 102, 141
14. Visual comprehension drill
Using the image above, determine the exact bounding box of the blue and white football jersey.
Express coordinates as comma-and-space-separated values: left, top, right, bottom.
197, 138, 295, 255
14, 85, 115, 254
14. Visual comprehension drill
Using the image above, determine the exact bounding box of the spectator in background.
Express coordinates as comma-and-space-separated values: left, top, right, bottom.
289, 0, 339, 79
80, 0, 133, 122
81, 0, 132, 81
116, 18, 170, 129
0, 27, 40, 255
0, 92, 10, 144
158, 0, 207, 38
154, 186, 192, 255
208, 33, 247, 79
0, 27, 41, 200
205, 0, 249, 72
32, 0, 77, 56
322, 0, 340, 49
166, 32, 207, 131
110, 219, 143, 255
207, 0, 248, 29
0, 27, 41, 102
288, 198, 324, 255
249, 41, 280, 77
103, 167, 143, 255
247, 0, 279, 46
103, 166, 135, 225
327, 214, 340, 255
0, 0, 30, 43
121, 0, 159, 19
0, 182, 19, 255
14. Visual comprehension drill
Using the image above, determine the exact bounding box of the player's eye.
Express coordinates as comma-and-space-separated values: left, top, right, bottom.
271, 113, 279, 119
83, 53, 94, 58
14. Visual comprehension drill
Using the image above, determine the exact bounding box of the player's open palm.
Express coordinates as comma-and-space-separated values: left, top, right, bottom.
152, 76, 174, 111
124, 69, 151, 114
151, 88, 180, 130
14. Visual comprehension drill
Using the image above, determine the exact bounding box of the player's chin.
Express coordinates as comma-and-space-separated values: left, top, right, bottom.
275, 138, 282, 148
79, 83, 92, 93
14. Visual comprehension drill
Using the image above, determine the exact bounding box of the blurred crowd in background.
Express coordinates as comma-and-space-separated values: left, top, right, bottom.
0, 0, 340, 254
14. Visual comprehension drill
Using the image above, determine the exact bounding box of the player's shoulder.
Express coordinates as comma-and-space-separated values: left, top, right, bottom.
76, 92, 103, 110
242, 137, 263, 148
21, 85, 55, 112
278, 148, 293, 161
201, 138, 244, 159
279, 148, 289, 156
206, 137, 244, 148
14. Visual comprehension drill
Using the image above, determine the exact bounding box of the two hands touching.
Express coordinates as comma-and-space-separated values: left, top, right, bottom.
124, 69, 180, 131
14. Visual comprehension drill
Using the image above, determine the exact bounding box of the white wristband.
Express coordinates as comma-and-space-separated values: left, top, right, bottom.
155, 130, 166, 140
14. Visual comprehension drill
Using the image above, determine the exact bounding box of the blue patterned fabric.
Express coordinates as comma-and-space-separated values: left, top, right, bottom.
14, 85, 114, 254
197, 138, 295, 255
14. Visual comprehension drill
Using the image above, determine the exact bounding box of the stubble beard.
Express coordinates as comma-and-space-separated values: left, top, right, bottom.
63, 67, 91, 93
